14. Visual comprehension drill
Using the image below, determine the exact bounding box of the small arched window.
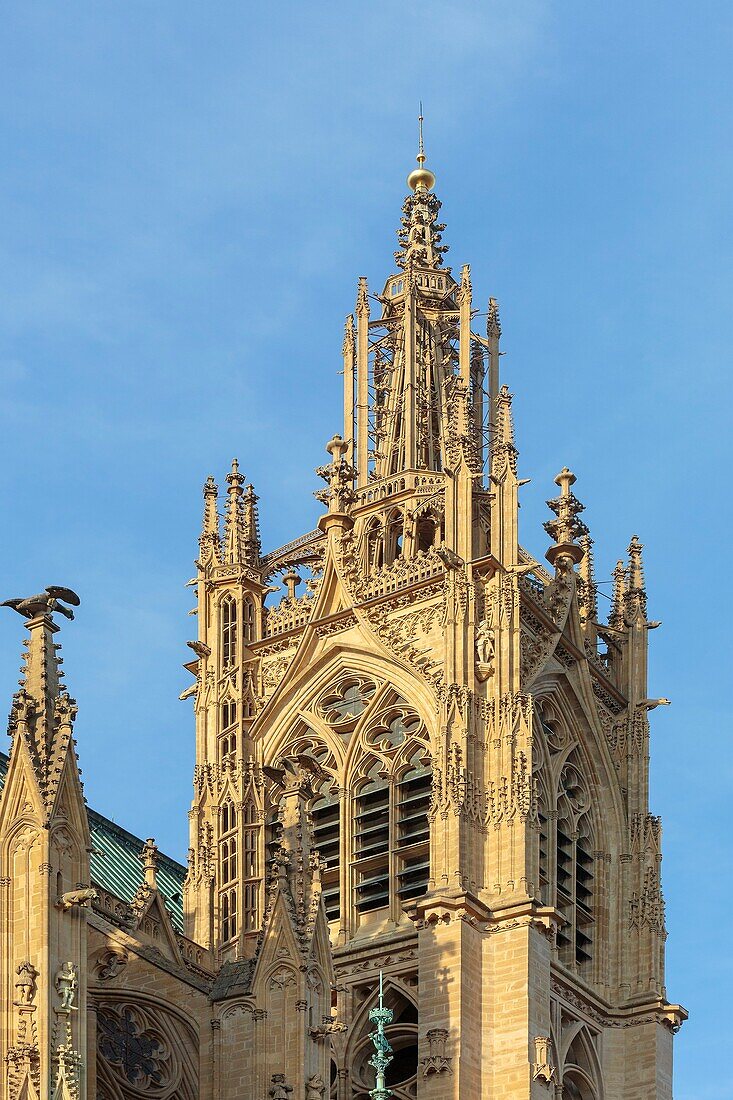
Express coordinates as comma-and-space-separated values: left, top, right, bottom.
219, 732, 236, 762
221, 888, 237, 942
221, 596, 238, 667
220, 800, 240, 944
417, 514, 438, 553
221, 800, 237, 835
365, 519, 384, 570
386, 510, 404, 563
241, 800, 260, 932
220, 837, 237, 884
221, 699, 237, 729
243, 598, 255, 643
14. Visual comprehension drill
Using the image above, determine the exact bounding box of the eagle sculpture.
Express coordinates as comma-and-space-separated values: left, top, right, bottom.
1, 586, 81, 621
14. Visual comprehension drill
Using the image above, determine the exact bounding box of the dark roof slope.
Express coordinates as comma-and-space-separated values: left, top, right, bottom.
0, 751, 186, 932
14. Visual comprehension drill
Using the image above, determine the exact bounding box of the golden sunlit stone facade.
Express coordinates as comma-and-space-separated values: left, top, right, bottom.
0, 144, 686, 1100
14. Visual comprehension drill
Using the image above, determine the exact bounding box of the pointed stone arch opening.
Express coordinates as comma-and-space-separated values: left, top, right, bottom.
560, 1025, 603, 1099
345, 980, 419, 1100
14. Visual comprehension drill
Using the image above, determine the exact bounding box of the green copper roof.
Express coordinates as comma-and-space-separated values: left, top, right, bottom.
0, 751, 186, 932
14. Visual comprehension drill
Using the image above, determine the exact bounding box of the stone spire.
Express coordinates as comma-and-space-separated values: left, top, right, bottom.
223, 458, 245, 564
242, 483, 262, 568
625, 534, 647, 620
544, 468, 588, 569
199, 475, 221, 563
491, 384, 518, 479
609, 559, 628, 630
3, 588, 81, 816
578, 532, 598, 637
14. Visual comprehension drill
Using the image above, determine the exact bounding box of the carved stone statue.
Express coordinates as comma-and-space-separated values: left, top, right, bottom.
305, 1074, 325, 1099
57, 887, 97, 911
268, 1074, 293, 1099
1, 586, 80, 621
55, 961, 78, 1011
14, 961, 38, 1005
475, 620, 495, 665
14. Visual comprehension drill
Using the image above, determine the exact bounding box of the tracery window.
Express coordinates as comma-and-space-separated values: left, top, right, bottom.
320, 677, 376, 731
276, 687, 431, 931
534, 702, 597, 975
351, 698, 431, 922
220, 595, 238, 668
555, 760, 594, 970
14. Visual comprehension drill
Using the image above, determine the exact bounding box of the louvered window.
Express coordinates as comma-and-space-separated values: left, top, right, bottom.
538, 806, 550, 904
555, 811, 595, 970
575, 829, 594, 967
396, 764, 430, 902
556, 815, 574, 961
312, 786, 341, 922
353, 772, 390, 913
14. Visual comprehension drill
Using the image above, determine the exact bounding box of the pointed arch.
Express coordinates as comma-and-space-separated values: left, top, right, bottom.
365, 516, 384, 570
561, 1025, 603, 1099
345, 979, 418, 1100
385, 507, 404, 564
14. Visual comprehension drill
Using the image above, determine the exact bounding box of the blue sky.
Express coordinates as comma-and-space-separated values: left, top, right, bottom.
0, 3, 730, 1093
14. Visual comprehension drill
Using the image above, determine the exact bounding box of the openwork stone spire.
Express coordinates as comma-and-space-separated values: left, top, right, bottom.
544, 467, 588, 568
394, 116, 447, 271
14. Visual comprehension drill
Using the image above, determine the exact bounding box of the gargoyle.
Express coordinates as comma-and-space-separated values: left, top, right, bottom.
2, 586, 80, 621
57, 887, 98, 910
186, 639, 211, 659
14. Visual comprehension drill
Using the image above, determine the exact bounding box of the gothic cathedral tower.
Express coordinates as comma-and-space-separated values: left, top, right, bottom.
0, 133, 685, 1100
181, 133, 686, 1098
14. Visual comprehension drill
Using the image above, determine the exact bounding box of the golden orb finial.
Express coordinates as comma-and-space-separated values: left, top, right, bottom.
407, 104, 436, 192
